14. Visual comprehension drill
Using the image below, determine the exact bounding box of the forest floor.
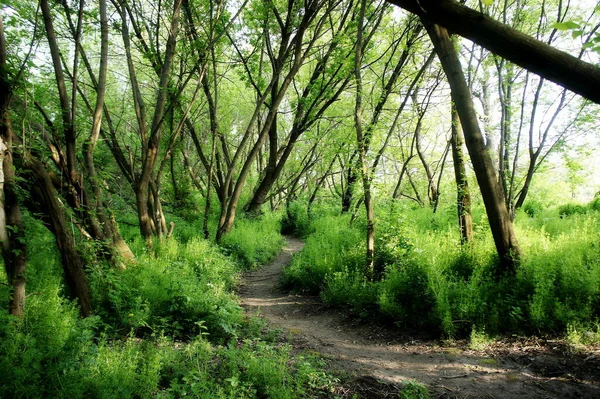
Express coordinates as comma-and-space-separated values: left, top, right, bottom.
238, 237, 600, 399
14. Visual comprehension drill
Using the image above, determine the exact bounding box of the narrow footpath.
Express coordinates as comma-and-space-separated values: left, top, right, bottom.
239, 237, 600, 399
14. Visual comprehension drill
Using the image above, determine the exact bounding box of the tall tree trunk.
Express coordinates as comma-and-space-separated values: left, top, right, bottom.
450, 105, 473, 244
424, 20, 521, 274
0, 14, 27, 316
496, 59, 514, 215
355, 0, 376, 277
81, 0, 133, 266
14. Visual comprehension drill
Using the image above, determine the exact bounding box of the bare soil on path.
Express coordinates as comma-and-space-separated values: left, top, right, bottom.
239, 237, 600, 398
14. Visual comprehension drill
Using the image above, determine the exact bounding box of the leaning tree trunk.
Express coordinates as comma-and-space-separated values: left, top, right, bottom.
0, 14, 27, 316
387, 0, 600, 104
450, 105, 473, 244
424, 20, 521, 274
24, 158, 93, 316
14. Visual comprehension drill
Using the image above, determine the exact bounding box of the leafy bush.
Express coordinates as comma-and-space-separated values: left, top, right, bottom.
588, 196, 600, 212
0, 216, 342, 398
283, 215, 363, 294
281, 201, 313, 237
523, 199, 543, 217
283, 206, 600, 338
322, 269, 379, 318
400, 381, 430, 399
89, 237, 243, 341
378, 261, 438, 330
558, 203, 587, 217
374, 217, 414, 272
220, 214, 285, 270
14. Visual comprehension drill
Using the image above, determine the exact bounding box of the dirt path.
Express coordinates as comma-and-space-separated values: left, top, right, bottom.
239, 237, 600, 398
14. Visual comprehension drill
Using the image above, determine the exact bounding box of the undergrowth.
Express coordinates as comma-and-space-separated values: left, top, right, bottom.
283, 201, 600, 339
0, 214, 339, 398
220, 213, 285, 270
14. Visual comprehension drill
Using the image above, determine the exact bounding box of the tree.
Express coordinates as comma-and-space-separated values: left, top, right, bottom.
385, 0, 600, 104
0, 13, 27, 317
189, 0, 332, 241
424, 20, 521, 274
450, 105, 473, 244
243, 0, 357, 215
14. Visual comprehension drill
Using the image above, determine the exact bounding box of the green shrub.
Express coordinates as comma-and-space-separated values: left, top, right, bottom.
283, 215, 363, 294
378, 261, 438, 330
322, 269, 379, 318
281, 201, 313, 237
220, 214, 285, 270
374, 218, 414, 272
523, 199, 543, 217
400, 381, 430, 399
283, 205, 600, 338
126, 238, 243, 341
588, 196, 600, 212
1, 215, 343, 398
0, 293, 102, 398
558, 203, 587, 217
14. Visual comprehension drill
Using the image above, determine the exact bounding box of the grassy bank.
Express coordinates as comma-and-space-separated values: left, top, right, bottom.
0, 214, 345, 398
283, 200, 600, 341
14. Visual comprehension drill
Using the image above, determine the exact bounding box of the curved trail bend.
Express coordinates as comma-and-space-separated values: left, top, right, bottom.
239, 237, 600, 399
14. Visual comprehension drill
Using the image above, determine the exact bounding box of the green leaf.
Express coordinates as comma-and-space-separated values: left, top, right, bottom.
551, 21, 581, 31
482, 0, 494, 5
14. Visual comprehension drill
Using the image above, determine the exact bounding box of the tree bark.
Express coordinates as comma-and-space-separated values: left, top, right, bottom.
450, 105, 473, 244
355, 0, 376, 277
424, 21, 520, 274
386, 0, 600, 104
24, 158, 93, 316
0, 14, 27, 316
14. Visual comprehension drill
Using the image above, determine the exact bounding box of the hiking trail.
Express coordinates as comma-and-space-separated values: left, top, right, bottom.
239, 236, 600, 398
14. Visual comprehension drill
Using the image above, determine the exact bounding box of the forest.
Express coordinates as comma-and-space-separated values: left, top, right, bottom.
0, 0, 599, 397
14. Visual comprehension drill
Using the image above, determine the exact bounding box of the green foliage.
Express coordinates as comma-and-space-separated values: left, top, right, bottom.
378, 261, 438, 330
399, 381, 430, 399
88, 237, 243, 341
518, 217, 600, 332
0, 293, 99, 398
558, 203, 587, 217
322, 269, 379, 318
220, 213, 285, 270
522, 199, 544, 217
283, 215, 364, 294
281, 201, 313, 237
566, 322, 600, 351
283, 205, 600, 338
374, 216, 414, 272
167, 340, 340, 398
469, 326, 492, 351
0, 216, 341, 398
588, 196, 600, 212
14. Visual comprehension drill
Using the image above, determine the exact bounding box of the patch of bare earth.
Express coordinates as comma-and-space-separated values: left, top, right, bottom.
238, 237, 600, 398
